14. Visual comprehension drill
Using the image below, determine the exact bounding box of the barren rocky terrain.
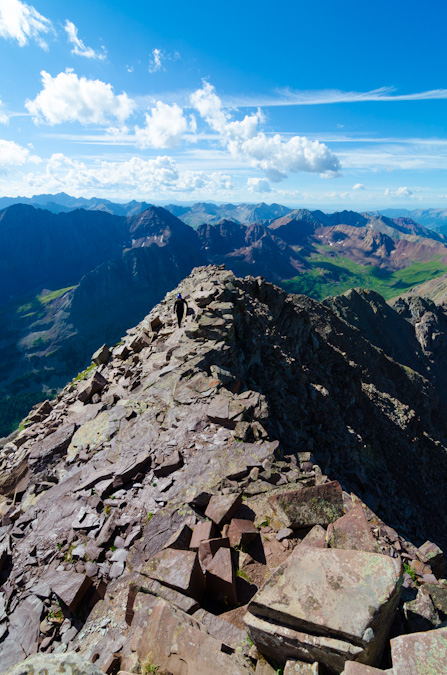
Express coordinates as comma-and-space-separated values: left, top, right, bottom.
1, 265, 447, 674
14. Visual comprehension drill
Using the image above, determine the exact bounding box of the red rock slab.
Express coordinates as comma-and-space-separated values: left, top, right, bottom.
50, 572, 93, 612
343, 663, 385, 674
120, 598, 253, 675
228, 518, 259, 548
205, 493, 243, 527
327, 504, 380, 554
205, 546, 237, 606
268, 481, 344, 528
141, 548, 205, 601
418, 540, 445, 579
198, 537, 230, 572
299, 524, 327, 548
190, 521, 217, 549
391, 628, 447, 674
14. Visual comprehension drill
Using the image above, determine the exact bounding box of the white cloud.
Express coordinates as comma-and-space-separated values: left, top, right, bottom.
0, 99, 8, 124
226, 86, 447, 108
25, 69, 135, 125
190, 81, 340, 181
149, 48, 163, 73
135, 101, 191, 149
64, 20, 106, 60
0, 0, 52, 48
247, 177, 271, 193
0, 139, 40, 167
190, 81, 229, 133
24, 153, 233, 195
353, 183, 365, 190
384, 186, 414, 197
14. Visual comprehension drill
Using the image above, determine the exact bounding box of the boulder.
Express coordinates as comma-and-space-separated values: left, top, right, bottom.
205, 493, 243, 527
205, 546, 237, 605
50, 572, 93, 612
268, 481, 344, 529
190, 520, 217, 549
327, 504, 381, 554
391, 627, 447, 674
245, 546, 402, 672
228, 518, 259, 548
162, 523, 192, 550
343, 664, 386, 674
418, 540, 445, 578
284, 661, 321, 674
92, 344, 110, 365
154, 449, 183, 477
199, 537, 231, 572
142, 548, 205, 601
78, 370, 108, 403
3, 652, 106, 675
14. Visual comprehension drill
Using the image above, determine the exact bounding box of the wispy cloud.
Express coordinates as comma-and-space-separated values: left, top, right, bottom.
223, 86, 447, 108
64, 20, 106, 60
0, 0, 53, 49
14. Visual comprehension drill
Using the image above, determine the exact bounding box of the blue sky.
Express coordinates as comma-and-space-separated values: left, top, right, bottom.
0, 0, 446, 210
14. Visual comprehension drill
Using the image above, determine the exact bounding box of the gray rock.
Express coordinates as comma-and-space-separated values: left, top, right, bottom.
3, 652, 106, 674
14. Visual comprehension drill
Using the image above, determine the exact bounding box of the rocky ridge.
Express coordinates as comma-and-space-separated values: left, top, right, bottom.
1, 265, 447, 673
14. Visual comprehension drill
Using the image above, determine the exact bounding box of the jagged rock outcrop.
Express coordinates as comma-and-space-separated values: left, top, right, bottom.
1, 265, 447, 674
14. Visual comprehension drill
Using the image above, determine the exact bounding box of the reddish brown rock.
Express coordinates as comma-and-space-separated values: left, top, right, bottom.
154, 450, 183, 477
418, 540, 445, 578
205, 493, 243, 527
120, 598, 253, 674
198, 537, 231, 572
268, 481, 344, 529
190, 521, 217, 549
205, 546, 237, 605
78, 371, 108, 403
162, 523, 192, 550
327, 504, 380, 554
343, 664, 385, 674
50, 572, 93, 612
299, 524, 327, 548
228, 518, 259, 548
391, 627, 447, 674
142, 548, 205, 601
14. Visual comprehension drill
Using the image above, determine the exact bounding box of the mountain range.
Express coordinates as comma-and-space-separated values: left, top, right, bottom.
2, 199, 447, 436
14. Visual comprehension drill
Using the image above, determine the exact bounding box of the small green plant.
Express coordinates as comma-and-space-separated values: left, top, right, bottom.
105, 505, 111, 515
109, 544, 117, 552
258, 517, 270, 528
403, 561, 418, 584
246, 635, 253, 647
236, 568, 251, 582
72, 362, 96, 383
146, 512, 153, 523
57, 542, 63, 550
141, 655, 159, 674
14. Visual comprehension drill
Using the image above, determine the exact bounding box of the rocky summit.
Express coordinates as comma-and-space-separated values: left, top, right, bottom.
1, 264, 447, 674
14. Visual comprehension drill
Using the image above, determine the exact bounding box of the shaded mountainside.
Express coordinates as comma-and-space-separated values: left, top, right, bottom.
4, 202, 447, 438
1, 266, 447, 674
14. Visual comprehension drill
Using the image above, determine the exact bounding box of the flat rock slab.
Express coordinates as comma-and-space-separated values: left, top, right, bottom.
327, 504, 380, 554
246, 546, 402, 672
142, 548, 205, 601
205, 493, 243, 527
228, 518, 259, 548
343, 663, 387, 674
3, 652, 107, 675
391, 627, 447, 674
190, 520, 217, 549
284, 660, 320, 674
121, 598, 254, 675
50, 572, 93, 612
269, 480, 344, 528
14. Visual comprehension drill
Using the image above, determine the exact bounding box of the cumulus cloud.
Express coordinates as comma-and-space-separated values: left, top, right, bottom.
190, 81, 340, 181
24, 153, 233, 194
353, 183, 365, 190
64, 20, 106, 60
0, 139, 40, 168
0, 0, 52, 48
385, 186, 413, 197
25, 69, 135, 125
247, 177, 271, 193
135, 101, 192, 149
